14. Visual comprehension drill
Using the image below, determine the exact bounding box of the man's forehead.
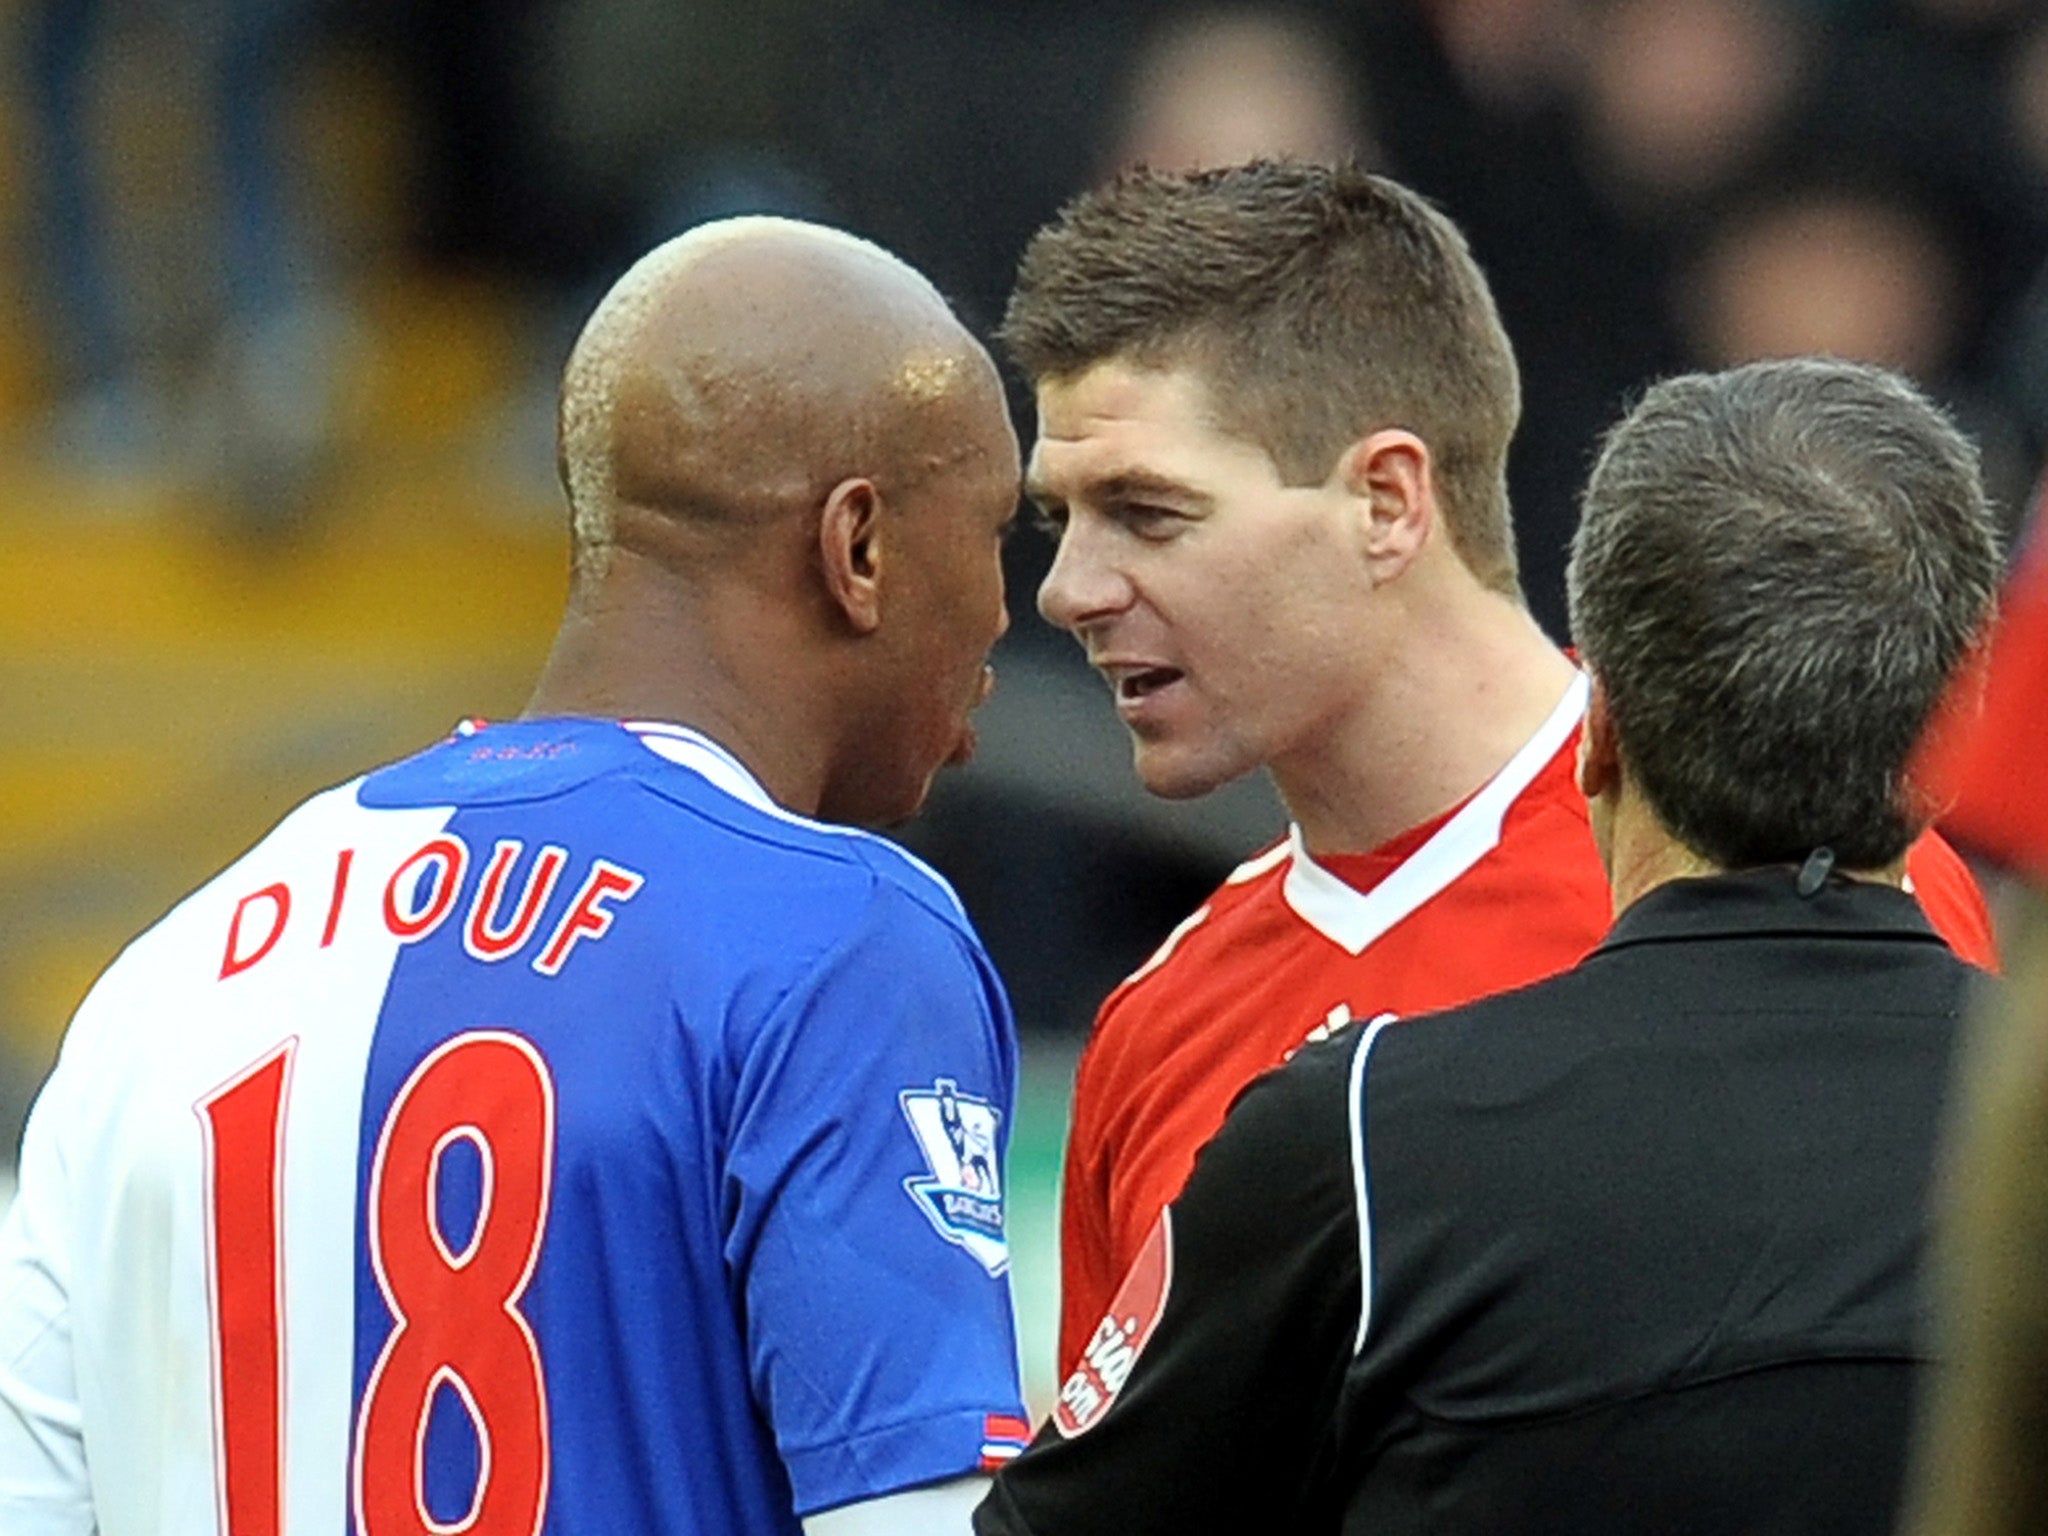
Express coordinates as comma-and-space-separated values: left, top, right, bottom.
1034, 358, 1221, 435
1025, 360, 1263, 499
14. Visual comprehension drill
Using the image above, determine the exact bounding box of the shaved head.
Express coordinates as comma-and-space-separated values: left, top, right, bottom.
559, 216, 1005, 585
532, 218, 1018, 826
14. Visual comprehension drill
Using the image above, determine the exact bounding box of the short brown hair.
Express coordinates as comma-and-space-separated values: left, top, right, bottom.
1001, 160, 1523, 593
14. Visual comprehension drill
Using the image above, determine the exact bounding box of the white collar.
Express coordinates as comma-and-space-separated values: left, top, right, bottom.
622, 719, 781, 814
1280, 673, 1590, 954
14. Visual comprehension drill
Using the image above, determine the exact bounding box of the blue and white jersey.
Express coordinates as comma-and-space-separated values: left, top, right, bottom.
0, 718, 1030, 1536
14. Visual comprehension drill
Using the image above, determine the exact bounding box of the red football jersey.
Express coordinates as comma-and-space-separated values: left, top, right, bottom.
1917, 532, 2048, 883
1059, 680, 1999, 1373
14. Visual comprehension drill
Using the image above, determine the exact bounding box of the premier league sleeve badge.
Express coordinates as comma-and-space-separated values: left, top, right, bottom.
899, 1078, 1009, 1276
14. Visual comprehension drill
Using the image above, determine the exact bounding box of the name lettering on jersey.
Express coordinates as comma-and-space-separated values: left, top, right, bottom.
530, 860, 644, 976
465, 841, 570, 963
221, 883, 292, 979
384, 837, 470, 940
1053, 1207, 1173, 1438
321, 848, 353, 948
900, 1078, 1008, 1276
218, 836, 645, 980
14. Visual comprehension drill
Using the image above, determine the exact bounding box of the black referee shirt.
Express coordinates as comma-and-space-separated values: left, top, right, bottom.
980, 868, 1982, 1536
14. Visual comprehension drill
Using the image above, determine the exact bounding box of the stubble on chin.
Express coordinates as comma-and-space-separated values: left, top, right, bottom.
1131, 740, 1245, 802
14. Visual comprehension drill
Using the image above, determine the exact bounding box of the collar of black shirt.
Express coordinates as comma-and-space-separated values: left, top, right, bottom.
1598, 866, 1948, 955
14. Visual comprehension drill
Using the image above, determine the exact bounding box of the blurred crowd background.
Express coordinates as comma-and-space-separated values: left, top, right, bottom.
1, 0, 2044, 1401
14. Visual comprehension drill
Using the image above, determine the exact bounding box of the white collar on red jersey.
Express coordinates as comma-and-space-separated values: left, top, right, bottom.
1281, 672, 1590, 954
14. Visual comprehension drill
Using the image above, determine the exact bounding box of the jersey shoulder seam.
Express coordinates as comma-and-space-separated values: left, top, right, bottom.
627, 772, 972, 933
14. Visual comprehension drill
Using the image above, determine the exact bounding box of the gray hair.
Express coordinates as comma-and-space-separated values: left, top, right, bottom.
1568, 357, 2001, 869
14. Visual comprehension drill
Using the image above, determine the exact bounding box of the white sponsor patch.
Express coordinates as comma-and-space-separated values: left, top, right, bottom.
900, 1078, 1008, 1276
1054, 1206, 1173, 1437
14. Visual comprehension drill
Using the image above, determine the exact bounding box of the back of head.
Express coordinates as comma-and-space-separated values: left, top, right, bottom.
1001, 160, 1523, 595
1568, 357, 2001, 870
557, 216, 1001, 590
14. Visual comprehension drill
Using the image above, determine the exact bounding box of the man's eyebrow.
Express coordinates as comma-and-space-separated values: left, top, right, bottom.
1025, 468, 1212, 510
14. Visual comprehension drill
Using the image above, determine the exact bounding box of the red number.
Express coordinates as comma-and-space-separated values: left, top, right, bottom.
354, 1031, 557, 1536
199, 1032, 556, 1536
198, 1040, 296, 1536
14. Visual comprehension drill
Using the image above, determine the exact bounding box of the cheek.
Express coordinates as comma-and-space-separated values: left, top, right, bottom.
980, 547, 1007, 621
1174, 527, 1355, 681
957, 545, 1007, 643
914, 548, 1001, 682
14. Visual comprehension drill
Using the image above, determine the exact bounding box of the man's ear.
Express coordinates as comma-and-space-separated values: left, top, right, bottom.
819, 477, 884, 635
1335, 429, 1434, 583
1577, 676, 1622, 802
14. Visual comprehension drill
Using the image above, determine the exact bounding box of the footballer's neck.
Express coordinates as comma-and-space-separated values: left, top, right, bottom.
1602, 788, 1909, 917
523, 552, 837, 816
1275, 579, 1578, 858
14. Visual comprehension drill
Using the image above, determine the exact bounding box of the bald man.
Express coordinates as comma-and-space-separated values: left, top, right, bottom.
0, 219, 1029, 1536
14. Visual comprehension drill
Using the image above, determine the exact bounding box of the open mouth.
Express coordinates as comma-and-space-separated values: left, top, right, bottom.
1116, 667, 1184, 702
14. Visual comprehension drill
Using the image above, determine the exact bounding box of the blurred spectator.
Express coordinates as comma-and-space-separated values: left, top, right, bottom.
1682, 184, 1960, 377
1576, 0, 1807, 209
362, 0, 581, 282
800, 0, 1158, 335
1361, 0, 2048, 626
533, 0, 830, 277
1412, 0, 1585, 114
1679, 167, 2037, 523
1107, 7, 1375, 173
22, 0, 348, 524
1671, 150, 2039, 514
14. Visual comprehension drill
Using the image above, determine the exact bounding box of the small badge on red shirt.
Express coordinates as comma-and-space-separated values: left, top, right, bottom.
1054, 1207, 1174, 1437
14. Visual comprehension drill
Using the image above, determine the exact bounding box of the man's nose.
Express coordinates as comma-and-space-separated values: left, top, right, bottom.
1037, 524, 1133, 634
